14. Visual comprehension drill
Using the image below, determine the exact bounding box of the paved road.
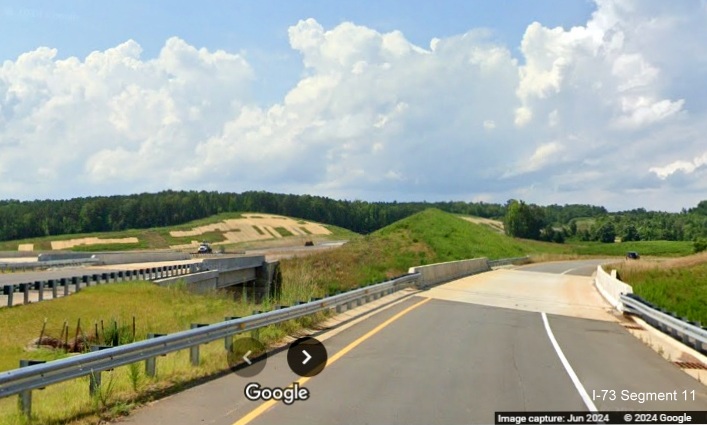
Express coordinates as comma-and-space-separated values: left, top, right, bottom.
516, 258, 618, 276
117, 262, 707, 425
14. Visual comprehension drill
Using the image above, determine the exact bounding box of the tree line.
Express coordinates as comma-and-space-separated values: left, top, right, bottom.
0, 190, 705, 244
503, 199, 707, 245
0, 190, 507, 241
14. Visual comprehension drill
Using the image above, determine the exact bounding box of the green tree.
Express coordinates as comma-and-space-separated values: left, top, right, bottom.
504, 199, 546, 240
593, 222, 616, 243
622, 224, 640, 242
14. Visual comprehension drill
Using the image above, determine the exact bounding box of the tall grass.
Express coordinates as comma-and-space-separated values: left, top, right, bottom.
611, 252, 707, 325
0, 274, 332, 424
571, 240, 693, 257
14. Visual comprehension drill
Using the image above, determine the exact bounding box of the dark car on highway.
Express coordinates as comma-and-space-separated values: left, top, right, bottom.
626, 251, 640, 260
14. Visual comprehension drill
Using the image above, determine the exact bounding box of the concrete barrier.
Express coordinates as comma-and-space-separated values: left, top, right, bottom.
201, 256, 265, 272
92, 252, 191, 265
408, 258, 491, 289
595, 265, 633, 312
37, 252, 93, 262
154, 271, 220, 294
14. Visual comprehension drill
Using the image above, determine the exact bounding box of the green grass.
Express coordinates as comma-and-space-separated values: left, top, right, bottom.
70, 243, 146, 252
611, 256, 707, 325
273, 227, 293, 237
570, 240, 693, 257
573, 217, 596, 232
0, 280, 328, 424
280, 208, 572, 293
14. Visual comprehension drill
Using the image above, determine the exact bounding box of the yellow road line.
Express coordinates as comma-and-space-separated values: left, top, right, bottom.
233, 296, 431, 425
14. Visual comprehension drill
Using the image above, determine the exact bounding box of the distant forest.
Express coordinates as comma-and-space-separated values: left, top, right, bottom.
0, 190, 705, 243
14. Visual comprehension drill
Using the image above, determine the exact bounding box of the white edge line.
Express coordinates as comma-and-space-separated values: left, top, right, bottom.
541, 312, 598, 412
560, 266, 581, 275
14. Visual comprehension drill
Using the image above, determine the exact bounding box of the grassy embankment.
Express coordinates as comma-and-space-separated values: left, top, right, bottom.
279, 208, 573, 293
0, 212, 356, 253
607, 252, 707, 326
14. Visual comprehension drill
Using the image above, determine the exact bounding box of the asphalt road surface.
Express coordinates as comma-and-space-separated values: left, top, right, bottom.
117, 262, 707, 425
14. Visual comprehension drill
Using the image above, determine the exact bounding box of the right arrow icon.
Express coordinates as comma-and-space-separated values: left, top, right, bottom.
287, 337, 328, 377
302, 350, 312, 365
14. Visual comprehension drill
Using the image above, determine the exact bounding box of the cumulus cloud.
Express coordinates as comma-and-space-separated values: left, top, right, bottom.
1, 1, 707, 211
650, 152, 707, 179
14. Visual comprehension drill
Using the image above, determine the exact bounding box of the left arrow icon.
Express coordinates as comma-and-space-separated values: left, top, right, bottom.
228, 337, 266, 378
243, 350, 253, 365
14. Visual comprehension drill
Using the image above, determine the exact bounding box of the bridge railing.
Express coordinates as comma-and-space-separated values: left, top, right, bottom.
1, 263, 197, 307
595, 265, 707, 355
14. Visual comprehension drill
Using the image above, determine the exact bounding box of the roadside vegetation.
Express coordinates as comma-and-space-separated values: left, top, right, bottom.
0, 280, 328, 425
571, 240, 693, 257
606, 252, 707, 326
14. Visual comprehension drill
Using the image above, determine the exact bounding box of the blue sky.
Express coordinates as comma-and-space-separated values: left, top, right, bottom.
1, 1, 706, 211
2, 1, 596, 104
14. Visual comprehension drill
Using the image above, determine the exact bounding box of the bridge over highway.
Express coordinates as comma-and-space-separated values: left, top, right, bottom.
116, 260, 707, 425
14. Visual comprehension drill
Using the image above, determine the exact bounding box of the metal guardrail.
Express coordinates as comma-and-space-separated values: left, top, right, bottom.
620, 294, 707, 354
0, 273, 420, 401
2, 263, 197, 307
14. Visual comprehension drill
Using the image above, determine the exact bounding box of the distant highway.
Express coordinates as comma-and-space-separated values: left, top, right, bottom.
118, 261, 707, 425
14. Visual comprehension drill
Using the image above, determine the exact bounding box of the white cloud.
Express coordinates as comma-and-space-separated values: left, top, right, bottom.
504, 142, 565, 177
650, 152, 707, 179
1, 1, 707, 211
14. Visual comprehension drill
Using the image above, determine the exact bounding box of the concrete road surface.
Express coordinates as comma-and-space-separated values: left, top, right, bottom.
117, 262, 707, 425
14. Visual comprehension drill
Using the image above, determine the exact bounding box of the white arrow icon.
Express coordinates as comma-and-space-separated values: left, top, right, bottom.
302, 350, 312, 365
243, 350, 253, 365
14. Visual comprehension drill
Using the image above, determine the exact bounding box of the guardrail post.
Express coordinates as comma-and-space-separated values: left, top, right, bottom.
36, 281, 44, 301
18, 360, 46, 419
61, 278, 69, 296
224, 317, 241, 351
190, 324, 209, 366
20, 283, 29, 304
4, 285, 14, 307
145, 333, 167, 377
88, 346, 112, 395
49, 280, 57, 299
